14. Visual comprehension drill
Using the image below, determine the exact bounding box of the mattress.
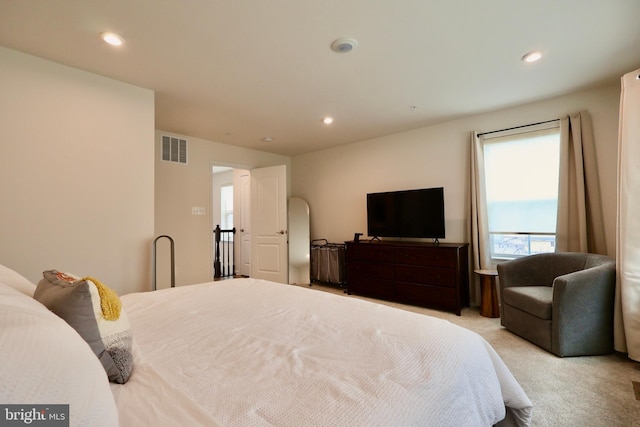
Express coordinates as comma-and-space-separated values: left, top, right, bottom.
111, 278, 532, 426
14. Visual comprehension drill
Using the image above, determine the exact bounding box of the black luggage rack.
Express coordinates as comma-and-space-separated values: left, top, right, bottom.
310, 239, 347, 290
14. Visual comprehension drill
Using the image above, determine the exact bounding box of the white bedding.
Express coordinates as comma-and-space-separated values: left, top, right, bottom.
111, 278, 532, 426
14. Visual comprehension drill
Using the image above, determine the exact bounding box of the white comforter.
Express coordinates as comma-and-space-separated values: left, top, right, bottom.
111, 278, 532, 426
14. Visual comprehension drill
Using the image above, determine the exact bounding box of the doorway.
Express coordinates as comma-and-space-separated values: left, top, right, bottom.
212, 165, 250, 278
211, 164, 289, 284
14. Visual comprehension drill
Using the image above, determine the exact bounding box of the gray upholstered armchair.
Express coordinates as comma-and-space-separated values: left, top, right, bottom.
497, 252, 616, 357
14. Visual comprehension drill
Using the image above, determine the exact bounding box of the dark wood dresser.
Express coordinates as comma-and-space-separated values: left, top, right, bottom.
345, 240, 469, 315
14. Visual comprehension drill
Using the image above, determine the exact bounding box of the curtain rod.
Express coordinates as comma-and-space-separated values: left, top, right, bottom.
477, 118, 559, 137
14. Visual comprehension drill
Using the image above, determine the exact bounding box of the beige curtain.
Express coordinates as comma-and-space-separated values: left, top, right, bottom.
555, 111, 607, 254
469, 132, 491, 306
615, 68, 640, 359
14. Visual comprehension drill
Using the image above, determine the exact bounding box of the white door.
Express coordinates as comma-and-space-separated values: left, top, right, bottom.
235, 169, 251, 277
251, 165, 288, 283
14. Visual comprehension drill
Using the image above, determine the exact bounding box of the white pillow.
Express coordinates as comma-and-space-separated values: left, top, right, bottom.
0, 263, 35, 296
0, 282, 119, 426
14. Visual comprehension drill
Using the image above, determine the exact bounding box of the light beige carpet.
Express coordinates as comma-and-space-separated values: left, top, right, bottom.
299, 283, 640, 426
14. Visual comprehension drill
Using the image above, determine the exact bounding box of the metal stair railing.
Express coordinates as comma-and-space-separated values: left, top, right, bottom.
214, 225, 236, 279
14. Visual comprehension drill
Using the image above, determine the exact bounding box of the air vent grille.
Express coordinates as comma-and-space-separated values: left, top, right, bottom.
161, 136, 187, 164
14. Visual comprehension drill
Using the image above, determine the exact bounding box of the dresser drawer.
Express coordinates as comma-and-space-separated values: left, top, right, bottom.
347, 243, 395, 262
348, 276, 395, 300
396, 282, 457, 311
395, 265, 455, 287
396, 247, 457, 268
347, 261, 394, 280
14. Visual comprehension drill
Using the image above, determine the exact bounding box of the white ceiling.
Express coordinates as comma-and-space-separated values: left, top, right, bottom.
1, 0, 639, 156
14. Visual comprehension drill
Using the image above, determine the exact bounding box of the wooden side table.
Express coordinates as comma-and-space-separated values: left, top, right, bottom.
475, 269, 500, 318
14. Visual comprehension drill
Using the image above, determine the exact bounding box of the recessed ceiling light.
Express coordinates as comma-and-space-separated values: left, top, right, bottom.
330, 38, 358, 53
522, 51, 543, 63
262, 137, 273, 142
101, 32, 124, 46
323, 117, 334, 125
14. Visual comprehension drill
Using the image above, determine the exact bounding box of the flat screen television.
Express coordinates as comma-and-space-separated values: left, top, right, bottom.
367, 187, 445, 239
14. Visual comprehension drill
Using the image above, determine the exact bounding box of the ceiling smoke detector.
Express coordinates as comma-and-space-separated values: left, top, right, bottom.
331, 38, 358, 53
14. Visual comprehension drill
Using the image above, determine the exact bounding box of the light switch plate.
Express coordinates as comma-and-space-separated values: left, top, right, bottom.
192, 207, 206, 215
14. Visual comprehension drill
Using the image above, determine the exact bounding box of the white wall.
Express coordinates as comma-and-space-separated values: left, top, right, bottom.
155, 131, 290, 287
0, 47, 155, 294
292, 83, 620, 260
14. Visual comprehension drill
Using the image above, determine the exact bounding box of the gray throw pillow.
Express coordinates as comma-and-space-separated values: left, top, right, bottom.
34, 270, 133, 384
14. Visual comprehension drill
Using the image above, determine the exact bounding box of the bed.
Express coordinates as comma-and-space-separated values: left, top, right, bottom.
0, 265, 533, 426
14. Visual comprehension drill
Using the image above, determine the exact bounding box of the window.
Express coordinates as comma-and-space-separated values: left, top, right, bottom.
220, 185, 234, 232
481, 122, 560, 259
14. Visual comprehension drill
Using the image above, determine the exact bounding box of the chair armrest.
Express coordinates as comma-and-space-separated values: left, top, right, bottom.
551, 265, 616, 355
552, 265, 616, 329
552, 265, 615, 318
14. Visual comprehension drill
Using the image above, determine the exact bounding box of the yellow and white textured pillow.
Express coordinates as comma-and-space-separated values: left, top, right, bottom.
34, 270, 133, 383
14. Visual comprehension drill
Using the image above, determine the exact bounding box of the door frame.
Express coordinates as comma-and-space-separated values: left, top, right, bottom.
210, 162, 289, 281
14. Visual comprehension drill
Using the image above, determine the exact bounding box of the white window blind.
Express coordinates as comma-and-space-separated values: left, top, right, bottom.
481, 122, 560, 258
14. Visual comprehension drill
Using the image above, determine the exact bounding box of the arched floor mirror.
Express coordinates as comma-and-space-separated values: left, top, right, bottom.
288, 197, 310, 285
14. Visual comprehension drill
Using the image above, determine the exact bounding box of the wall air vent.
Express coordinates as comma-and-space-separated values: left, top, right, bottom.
161, 136, 187, 164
